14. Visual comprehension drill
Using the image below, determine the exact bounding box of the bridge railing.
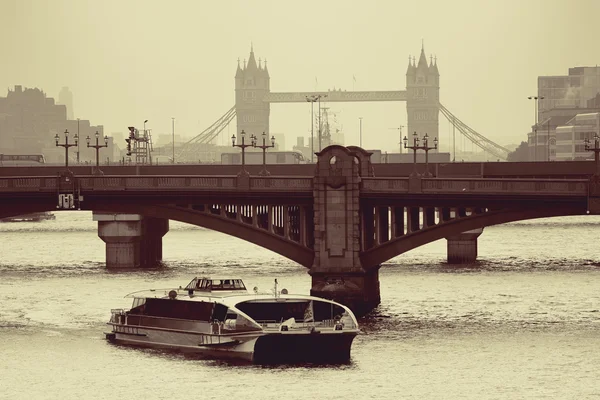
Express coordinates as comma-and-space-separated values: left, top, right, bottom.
0, 175, 315, 193
0, 175, 590, 196
361, 177, 589, 196
0, 176, 58, 191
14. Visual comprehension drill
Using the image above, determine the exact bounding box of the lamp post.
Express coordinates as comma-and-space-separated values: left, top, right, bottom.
359, 117, 363, 148
55, 129, 78, 168
231, 130, 256, 172
584, 134, 600, 175
86, 131, 109, 171
254, 131, 276, 176
76, 118, 80, 163
317, 94, 327, 151
403, 132, 438, 177
171, 117, 175, 164
528, 95, 545, 161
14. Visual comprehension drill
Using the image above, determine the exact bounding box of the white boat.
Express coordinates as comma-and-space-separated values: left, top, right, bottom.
105, 277, 359, 363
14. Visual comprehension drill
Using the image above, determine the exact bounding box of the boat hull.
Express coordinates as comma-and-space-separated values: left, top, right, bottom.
253, 331, 357, 364
105, 325, 357, 364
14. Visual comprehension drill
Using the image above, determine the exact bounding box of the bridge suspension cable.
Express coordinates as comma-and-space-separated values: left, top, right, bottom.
438, 103, 511, 160
177, 106, 236, 161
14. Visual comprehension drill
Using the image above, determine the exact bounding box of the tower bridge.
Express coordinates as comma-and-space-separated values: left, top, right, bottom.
179, 44, 510, 162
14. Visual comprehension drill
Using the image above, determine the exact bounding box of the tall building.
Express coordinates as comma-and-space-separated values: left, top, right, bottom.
554, 112, 600, 161
0, 85, 106, 163
538, 66, 600, 122
58, 86, 74, 120
528, 66, 600, 161
406, 45, 440, 144
235, 45, 270, 138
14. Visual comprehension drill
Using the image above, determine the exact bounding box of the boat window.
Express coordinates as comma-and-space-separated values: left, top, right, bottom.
236, 300, 345, 322
129, 297, 147, 314
185, 278, 198, 290
199, 279, 211, 289
211, 303, 229, 322
221, 280, 232, 289
234, 280, 246, 290
141, 298, 215, 321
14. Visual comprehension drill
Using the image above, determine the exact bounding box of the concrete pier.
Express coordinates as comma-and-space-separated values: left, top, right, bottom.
310, 146, 380, 316
446, 228, 483, 264
94, 212, 169, 268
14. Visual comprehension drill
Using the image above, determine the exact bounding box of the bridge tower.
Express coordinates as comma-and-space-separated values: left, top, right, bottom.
235, 45, 270, 138
406, 44, 440, 142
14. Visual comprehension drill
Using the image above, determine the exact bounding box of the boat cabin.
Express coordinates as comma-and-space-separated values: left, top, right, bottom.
185, 277, 247, 292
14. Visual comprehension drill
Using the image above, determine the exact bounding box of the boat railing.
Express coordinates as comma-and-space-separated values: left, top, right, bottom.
256, 318, 356, 330
109, 309, 126, 324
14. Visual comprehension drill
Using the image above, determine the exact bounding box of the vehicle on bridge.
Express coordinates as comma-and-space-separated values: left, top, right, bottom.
106, 277, 359, 363
0, 153, 46, 166
221, 151, 306, 165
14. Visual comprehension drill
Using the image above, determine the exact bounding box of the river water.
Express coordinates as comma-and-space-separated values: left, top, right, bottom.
1, 212, 599, 399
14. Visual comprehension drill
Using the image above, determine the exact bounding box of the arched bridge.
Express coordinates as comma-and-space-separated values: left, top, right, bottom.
2, 146, 599, 315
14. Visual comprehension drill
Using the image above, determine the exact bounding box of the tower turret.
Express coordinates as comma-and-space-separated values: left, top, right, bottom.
234, 44, 271, 138
405, 43, 440, 145
406, 55, 416, 84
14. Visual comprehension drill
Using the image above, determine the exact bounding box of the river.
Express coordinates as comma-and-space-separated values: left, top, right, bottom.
1, 212, 599, 399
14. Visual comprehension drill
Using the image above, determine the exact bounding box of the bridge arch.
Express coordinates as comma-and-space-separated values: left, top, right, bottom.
360, 205, 586, 268
127, 204, 314, 268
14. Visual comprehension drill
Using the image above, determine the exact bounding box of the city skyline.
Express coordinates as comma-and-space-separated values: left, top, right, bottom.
1, 0, 598, 153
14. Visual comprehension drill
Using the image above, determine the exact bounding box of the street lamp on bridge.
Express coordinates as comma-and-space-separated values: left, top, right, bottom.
584, 133, 600, 175
403, 132, 438, 177
55, 129, 78, 169
254, 132, 276, 176
528, 95, 545, 161
87, 131, 109, 173
232, 130, 256, 172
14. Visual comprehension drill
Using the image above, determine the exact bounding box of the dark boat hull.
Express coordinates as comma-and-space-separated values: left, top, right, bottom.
253, 331, 357, 364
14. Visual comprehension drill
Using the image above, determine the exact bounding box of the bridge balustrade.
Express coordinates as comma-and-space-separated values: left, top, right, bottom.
360, 177, 589, 196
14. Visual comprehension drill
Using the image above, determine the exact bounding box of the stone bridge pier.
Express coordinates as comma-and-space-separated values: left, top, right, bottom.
446, 228, 484, 264
310, 146, 381, 317
93, 212, 169, 268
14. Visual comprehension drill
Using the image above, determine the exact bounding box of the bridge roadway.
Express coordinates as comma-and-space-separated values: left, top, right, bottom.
1, 149, 599, 316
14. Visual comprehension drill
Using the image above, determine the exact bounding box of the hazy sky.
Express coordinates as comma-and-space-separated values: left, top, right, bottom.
1, 0, 598, 152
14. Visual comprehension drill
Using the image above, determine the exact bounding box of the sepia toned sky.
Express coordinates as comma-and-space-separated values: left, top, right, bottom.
1, 0, 598, 152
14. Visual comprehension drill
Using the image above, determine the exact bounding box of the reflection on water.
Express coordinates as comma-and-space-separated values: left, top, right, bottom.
1, 212, 600, 399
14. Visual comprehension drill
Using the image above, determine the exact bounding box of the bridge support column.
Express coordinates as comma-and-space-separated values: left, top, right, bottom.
94, 213, 169, 268
310, 146, 380, 317
446, 228, 483, 264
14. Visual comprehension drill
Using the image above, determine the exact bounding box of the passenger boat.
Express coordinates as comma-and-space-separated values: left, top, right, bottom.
105, 277, 359, 363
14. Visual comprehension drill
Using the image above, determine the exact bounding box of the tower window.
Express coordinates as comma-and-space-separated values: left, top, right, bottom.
414, 88, 428, 99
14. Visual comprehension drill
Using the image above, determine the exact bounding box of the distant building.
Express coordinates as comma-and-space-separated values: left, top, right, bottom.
0, 85, 107, 163
538, 67, 600, 121
374, 150, 451, 163
58, 86, 74, 120
221, 150, 306, 165
554, 112, 600, 161
529, 66, 600, 161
